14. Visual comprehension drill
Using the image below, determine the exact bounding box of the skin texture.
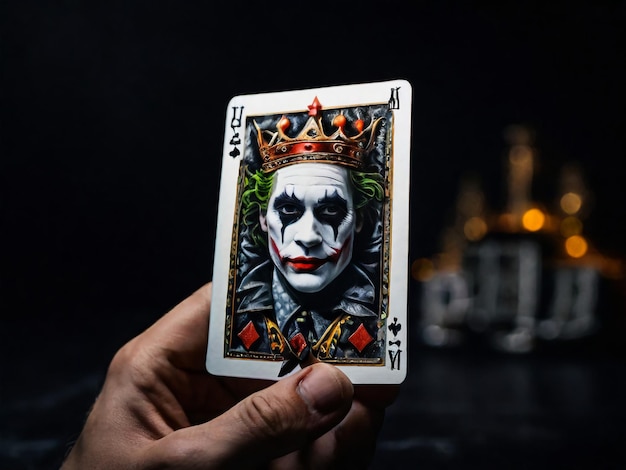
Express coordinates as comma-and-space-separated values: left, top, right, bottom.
259, 164, 363, 294
61, 283, 399, 469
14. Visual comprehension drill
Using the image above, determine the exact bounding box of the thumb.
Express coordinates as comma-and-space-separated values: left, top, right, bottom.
145, 362, 354, 468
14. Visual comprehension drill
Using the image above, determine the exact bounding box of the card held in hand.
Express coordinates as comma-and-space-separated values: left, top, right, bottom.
206, 80, 412, 384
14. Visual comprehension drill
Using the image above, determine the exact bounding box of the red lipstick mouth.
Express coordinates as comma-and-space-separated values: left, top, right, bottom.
286, 257, 327, 272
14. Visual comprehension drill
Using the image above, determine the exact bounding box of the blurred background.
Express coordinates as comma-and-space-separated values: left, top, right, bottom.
2, 1, 625, 468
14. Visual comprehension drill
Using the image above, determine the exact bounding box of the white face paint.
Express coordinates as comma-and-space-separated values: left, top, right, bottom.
260, 163, 359, 293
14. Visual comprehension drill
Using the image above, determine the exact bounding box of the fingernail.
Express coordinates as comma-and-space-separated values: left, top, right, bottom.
297, 364, 351, 413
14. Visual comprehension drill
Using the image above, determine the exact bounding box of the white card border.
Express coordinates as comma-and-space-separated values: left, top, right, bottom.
207, 79, 412, 384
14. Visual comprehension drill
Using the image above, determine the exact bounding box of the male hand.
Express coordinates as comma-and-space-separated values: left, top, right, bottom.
61, 283, 399, 469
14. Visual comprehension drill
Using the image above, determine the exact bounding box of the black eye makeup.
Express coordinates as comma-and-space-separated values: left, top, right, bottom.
271, 189, 350, 241
274, 192, 304, 228
315, 191, 348, 239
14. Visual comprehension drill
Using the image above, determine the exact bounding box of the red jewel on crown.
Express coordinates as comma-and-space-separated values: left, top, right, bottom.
255, 97, 382, 173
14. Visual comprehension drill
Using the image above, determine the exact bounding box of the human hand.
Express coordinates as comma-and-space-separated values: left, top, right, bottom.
61, 283, 399, 469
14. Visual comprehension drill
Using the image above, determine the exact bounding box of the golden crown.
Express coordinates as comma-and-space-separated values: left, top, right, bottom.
254, 97, 383, 173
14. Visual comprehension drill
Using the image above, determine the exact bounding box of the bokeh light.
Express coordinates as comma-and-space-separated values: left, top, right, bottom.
560, 216, 583, 237
522, 208, 545, 232
565, 235, 588, 258
464, 216, 488, 241
560, 191, 582, 215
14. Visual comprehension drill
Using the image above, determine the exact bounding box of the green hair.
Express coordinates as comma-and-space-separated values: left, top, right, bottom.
241, 169, 273, 248
350, 171, 385, 209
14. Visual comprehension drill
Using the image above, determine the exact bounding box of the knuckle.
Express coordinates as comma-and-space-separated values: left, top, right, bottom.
239, 393, 302, 439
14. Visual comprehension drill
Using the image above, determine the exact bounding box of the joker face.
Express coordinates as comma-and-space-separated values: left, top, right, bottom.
259, 163, 362, 293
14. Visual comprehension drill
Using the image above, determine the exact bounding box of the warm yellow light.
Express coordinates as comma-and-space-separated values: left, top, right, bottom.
560, 192, 582, 215
560, 216, 583, 237
411, 258, 435, 282
565, 235, 588, 258
522, 208, 545, 232
463, 216, 488, 241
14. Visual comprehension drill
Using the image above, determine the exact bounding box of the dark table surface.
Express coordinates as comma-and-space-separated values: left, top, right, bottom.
3, 310, 626, 470
372, 342, 626, 469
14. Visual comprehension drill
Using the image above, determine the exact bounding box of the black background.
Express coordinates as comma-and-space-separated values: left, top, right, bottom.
2, 1, 626, 469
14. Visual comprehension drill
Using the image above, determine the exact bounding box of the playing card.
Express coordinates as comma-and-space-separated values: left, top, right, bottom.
206, 80, 412, 384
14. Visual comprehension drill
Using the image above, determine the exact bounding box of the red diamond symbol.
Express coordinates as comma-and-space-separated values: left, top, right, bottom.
348, 324, 373, 353
238, 321, 260, 350
289, 332, 307, 356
